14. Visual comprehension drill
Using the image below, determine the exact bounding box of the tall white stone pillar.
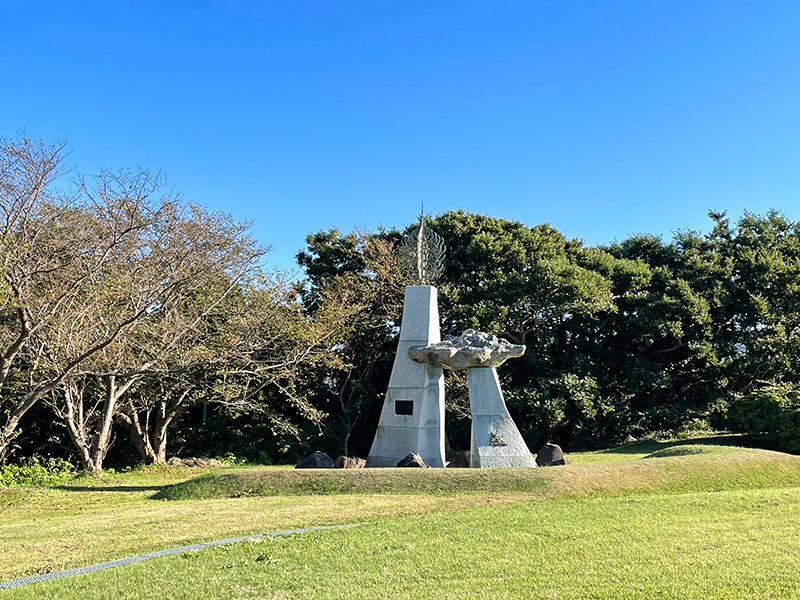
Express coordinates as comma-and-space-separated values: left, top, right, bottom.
366, 285, 446, 467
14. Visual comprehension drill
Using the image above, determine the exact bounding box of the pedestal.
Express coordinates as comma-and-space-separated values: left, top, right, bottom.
366, 286, 446, 467
469, 367, 536, 468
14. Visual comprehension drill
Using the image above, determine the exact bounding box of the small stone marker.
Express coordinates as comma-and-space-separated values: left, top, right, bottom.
535, 443, 570, 467
396, 452, 430, 467
334, 455, 366, 469
295, 451, 334, 469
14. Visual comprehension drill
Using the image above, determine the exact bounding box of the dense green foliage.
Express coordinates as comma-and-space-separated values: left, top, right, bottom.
0, 456, 74, 486
728, 383, 800, 453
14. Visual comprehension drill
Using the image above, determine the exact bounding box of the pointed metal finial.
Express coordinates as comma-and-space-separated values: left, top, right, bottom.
399, 209, 446, 285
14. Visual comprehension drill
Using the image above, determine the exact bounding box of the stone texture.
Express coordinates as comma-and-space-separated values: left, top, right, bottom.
295, 451, 334, 469
409, 329, 525, 370
535, 443, 571, 467
396, 452, 430, 467
367, 286, 446, 468
334, 455, 366, 469
469, 367, 536, 468
446, 450, 471, 468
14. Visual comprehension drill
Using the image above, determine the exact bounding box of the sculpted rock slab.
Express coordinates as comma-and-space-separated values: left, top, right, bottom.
408, 329, 525, 370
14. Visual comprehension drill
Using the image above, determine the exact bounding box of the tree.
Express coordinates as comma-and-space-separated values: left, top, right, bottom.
296, 229, 405, 457
296, 212, 618, 452
0, 140, 174, 461
427, 210, 615, 447
48, 193, 268, 473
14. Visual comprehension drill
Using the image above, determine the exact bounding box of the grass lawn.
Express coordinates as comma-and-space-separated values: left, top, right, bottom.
3, 436, 800, 598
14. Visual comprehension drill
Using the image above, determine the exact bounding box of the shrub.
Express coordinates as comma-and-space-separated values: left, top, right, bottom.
0, 456, 75, 487
728, 384, 800, 453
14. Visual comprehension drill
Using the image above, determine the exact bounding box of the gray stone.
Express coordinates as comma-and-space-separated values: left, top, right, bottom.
367, 286, 446, 468
535, 443, 570, 467
295, 451, 334, 469
396, 452, 430, 467
409, 329, 525, 370
447, 450, 471, 468
469, 367, 536, 468
334, 455, 366, 469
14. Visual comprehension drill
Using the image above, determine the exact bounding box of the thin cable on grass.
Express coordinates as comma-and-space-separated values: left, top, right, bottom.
0, 523, 360, 590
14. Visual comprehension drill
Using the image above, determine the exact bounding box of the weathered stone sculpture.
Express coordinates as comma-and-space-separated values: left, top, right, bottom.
410, 330, 536, 468
408, 329, 525, 369
366, 218, 447, 468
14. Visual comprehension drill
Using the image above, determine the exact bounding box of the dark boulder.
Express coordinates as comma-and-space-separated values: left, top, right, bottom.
396, 452, 430, 468
334, 455, 366, 469
446, 451, 471, 468
295, 451, 334, 469
536, 443, 571, 467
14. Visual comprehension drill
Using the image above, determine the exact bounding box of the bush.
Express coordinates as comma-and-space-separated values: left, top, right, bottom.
0, 456, 75, 487
728, 384, 800, 453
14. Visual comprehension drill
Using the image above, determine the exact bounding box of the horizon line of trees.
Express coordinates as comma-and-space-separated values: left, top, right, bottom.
3, 135, 799, 474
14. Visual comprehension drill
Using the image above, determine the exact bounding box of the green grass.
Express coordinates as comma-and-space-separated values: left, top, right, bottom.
4, 435, 800, 598
0, 467, 523, 580
10, 486, 800, 599
155, 444, 800, 501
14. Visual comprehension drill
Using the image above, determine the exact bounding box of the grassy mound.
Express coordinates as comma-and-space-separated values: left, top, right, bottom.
154, 445, 800, 501
642, 444, 711, 458
153, 467, 552, 500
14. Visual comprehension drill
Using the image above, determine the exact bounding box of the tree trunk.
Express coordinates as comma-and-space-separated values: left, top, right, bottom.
83, 375, 119, 475
117, 383, 195, 465
152, 408, 172, 465
62, 381, 95, 472
117, 411, 157, 463
61, 375, 137, 476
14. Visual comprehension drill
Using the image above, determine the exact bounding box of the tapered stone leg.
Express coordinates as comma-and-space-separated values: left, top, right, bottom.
469, 367, 536, 468
367, 286, 446, 467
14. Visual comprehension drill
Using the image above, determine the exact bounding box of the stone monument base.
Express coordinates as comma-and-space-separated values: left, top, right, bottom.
469, 367, 536, 468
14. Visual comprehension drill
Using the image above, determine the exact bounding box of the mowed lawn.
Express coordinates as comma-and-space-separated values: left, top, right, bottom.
3, 437, 800, 599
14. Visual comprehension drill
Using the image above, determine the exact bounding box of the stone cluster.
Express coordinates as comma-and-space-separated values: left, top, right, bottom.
295, 451, 365, 469
408, 329, 525, 370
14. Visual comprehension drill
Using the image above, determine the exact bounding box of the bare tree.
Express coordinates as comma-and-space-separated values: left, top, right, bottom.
0, 140, 191, 463
46, 187, 268, 474
115, 270, 363, 465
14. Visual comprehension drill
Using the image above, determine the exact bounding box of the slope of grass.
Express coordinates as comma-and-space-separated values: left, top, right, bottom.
155, 445, 800, 500
12, 485, 800, 599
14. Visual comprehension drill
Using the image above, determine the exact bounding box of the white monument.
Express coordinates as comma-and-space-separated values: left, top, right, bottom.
409, 329, 537, 468
366, 219, 447, 467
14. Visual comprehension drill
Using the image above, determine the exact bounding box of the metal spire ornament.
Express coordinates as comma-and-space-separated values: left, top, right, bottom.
398, 210, 446, 285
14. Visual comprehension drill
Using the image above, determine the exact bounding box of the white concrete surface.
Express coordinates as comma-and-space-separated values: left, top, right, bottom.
468, 367, 536, 468
366, 286, 446, 467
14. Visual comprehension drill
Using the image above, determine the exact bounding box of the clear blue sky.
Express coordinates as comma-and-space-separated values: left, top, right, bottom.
3, 1, 799, 272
